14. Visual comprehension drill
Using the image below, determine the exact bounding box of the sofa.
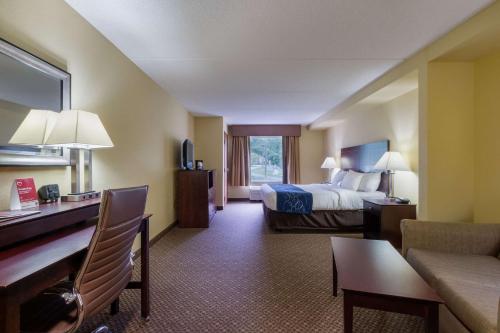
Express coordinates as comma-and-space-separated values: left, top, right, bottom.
401, 220, 500, 333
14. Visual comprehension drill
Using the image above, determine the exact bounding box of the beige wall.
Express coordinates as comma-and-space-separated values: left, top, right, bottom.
474, 53, 500, 223
425, 62, 475, 222
0, 0, 195, 247
299, 127, 326, 184
194, 116, 224, 207
324, 89, 419, 204
228, 126, 325, 199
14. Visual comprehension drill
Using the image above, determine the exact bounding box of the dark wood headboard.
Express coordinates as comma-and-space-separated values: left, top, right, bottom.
340, 140, 390, 194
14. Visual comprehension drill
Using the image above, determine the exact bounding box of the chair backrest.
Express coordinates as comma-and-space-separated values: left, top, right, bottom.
74, 186, 148, 320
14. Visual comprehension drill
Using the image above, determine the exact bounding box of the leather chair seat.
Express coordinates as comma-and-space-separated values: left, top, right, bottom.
21, 282, 78, 333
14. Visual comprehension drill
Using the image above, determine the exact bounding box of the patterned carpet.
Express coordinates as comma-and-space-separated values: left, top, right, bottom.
79, 202, 425, 332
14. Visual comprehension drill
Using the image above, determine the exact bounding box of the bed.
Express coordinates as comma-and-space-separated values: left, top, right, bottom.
262, 140, 390, 231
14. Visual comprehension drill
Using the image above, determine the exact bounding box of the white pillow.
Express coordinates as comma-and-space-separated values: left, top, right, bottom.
358, 172, 382, 192
340, 170, 364, 191
330, 170, 347, 186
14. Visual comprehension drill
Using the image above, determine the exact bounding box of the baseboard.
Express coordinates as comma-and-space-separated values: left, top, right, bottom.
132, 220, 178, 260
228, 198, 250, 202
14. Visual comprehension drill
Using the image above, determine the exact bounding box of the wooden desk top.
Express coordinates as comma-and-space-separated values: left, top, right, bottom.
0, 224, 95, 288
363, 198, 416, 206
0, 199, 101, 230
331, 237, 442, 303
0, 197, 152, 250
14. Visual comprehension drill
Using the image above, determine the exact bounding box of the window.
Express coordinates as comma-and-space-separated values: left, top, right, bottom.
250, 136, 283, 184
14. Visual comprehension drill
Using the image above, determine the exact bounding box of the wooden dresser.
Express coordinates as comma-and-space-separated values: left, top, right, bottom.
177, 169, 216, 227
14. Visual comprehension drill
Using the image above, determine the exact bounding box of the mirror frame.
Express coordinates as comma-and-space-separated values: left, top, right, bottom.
0, 38, 71, 166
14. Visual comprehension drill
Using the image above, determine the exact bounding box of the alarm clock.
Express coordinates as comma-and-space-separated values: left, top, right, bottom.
38, 184, 60, 202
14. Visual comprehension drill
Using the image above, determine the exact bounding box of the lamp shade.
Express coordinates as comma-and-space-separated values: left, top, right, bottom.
321, 157, 336, 169
44, 110, 113, 149
374, 151, 409, 171
8, 109, 58, 146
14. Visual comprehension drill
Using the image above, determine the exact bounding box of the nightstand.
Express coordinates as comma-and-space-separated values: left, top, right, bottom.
363, 198, 417, 248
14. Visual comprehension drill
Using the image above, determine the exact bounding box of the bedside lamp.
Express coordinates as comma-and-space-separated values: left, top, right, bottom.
44, 110, 113, 196
8, 109, 58, 146
321, 157, 336, 183
374, 151, 409, 199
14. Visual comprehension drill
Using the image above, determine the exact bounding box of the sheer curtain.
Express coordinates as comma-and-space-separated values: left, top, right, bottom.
230, 136, 250, 186
283, 136, 300, 184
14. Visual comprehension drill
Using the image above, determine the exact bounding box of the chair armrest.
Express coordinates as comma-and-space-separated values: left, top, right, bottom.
401, 219, 500, 257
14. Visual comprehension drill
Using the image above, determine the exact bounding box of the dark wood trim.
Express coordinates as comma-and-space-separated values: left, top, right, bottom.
228, 198, 250, 202
216, 206, 223, 211
229, 125, 301, 137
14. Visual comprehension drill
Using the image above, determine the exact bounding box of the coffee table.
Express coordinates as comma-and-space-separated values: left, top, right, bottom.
331, 237, 442, 333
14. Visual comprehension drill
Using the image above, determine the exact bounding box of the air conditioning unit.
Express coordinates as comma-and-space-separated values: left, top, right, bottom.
249, 186, 262, 201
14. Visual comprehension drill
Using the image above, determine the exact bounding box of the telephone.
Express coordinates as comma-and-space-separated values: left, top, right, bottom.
394, 197, 410, 204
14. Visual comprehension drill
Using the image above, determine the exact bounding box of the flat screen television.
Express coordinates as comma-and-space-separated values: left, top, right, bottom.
181, 139, 194, 170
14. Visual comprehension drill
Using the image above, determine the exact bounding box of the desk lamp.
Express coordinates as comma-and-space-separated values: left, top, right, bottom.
374, 151, 409, 199
321, 157, 336, 183
44, 110, 113, 200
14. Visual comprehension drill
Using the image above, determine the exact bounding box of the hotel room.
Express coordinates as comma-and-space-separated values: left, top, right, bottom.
0, 1, 499, 332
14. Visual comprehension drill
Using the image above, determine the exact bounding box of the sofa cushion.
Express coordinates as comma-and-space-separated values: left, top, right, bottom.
437, 277, 499, 333
406, 248, 500, 289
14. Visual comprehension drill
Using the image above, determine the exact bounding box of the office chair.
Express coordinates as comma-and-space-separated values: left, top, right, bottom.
20, 186, 149, 333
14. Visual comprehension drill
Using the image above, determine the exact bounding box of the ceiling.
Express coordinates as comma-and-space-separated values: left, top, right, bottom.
65, 0, 492, 125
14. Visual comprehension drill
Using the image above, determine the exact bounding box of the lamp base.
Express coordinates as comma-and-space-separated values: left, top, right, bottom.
61, 191, 101, 202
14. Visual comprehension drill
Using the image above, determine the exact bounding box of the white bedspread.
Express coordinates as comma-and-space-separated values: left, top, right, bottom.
260, 183, 386, 211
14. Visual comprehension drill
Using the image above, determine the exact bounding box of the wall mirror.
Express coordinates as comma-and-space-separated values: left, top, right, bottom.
0, 38, 70, 166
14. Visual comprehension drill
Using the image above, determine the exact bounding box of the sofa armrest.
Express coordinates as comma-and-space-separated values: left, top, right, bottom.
401, 219, 500, 257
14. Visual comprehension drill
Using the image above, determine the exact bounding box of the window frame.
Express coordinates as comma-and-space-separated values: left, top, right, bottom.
249, 136, 284, 185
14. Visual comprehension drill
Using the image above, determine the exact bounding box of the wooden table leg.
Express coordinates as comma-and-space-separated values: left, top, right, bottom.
0, 301, 20, 333
110, 298, 119, 315
140, 218, 150, 320
343, 292, 353, 333
426, 303, 439, 333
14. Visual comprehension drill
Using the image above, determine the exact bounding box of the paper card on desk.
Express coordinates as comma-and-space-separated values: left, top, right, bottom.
10, 178, 39, 210
0, 210, 41, 220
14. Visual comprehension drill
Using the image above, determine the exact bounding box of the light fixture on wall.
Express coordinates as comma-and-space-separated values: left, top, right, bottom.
374, 151, 409, 199
44, 109, 114, 199
321, 157, 336, 182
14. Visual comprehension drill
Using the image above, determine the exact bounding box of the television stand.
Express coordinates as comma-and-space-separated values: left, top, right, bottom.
177, 169, 216, 227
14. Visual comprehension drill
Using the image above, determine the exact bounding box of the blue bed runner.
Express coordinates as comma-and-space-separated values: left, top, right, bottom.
269, 184, 313, 214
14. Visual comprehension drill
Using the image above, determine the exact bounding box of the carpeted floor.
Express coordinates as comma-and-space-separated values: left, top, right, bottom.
79, 202, 425, 332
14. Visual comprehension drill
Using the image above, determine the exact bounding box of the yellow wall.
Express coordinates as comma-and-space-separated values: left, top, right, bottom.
474, 53, 500, 223
314, 2, 500, 223
299, 127, 327, 184
324, 89, 419, 203
425, 62, 475, 222
194, 116, 224, 207
0, 1, 195, 245
228, 126, 325, 198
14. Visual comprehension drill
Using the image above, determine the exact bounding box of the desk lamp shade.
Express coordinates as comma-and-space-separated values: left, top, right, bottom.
374, 151, 409, 198
8, 109, 58, 146
44, 110, 113, 149
321, 157, 336, 169
374, 152, 409, 172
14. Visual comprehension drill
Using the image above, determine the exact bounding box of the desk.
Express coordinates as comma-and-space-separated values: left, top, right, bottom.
0, 200, 151, 333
